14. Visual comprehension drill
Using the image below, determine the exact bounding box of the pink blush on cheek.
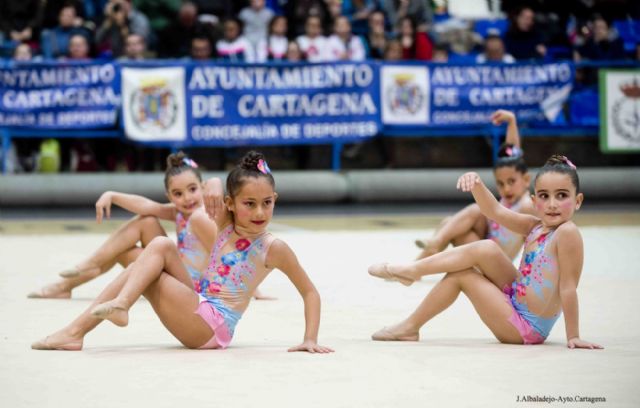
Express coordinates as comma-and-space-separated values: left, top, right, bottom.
235, 207, 251, 219
560, 201, 574, 210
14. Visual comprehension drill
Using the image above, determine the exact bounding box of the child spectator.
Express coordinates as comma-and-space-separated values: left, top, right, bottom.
216, 17, 255, 62
190, 35, 214, 61
432, 42, 449, 62
119, 33, 146, 60
296, 15, 329, 62
258, 15, 289, 62
326, 15, 366, 61
476, 33, 515, 63
286, 40, 305, 62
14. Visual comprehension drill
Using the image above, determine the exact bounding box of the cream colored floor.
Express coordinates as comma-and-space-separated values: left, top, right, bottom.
0, 214, 639, 407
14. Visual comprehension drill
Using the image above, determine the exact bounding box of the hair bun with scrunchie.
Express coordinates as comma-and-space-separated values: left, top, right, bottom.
240, 151, 265, 171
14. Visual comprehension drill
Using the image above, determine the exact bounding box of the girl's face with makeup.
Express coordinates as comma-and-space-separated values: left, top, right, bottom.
532, 172, 583, 228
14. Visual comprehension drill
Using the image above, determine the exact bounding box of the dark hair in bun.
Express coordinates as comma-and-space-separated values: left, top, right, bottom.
534, 154, 580, 193
226, 151, 276, 197
164, 151, 202, 190
494, 143, 527, 174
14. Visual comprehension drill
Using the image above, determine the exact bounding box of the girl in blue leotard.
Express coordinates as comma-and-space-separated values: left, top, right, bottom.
370, 155, 603, 349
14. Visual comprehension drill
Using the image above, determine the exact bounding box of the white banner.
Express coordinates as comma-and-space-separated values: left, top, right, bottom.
600, 69, 640, 153
122, 67, 187, 142
381, 65, 430, 125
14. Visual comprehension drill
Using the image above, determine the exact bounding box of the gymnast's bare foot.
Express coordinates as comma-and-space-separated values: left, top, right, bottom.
91, 300, 129, 327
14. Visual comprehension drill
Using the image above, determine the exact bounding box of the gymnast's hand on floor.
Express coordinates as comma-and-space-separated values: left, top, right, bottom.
288, 340, 334, 354
567, 337, 604, 350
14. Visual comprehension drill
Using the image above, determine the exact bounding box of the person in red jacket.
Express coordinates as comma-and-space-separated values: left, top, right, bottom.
398, 16, 432, 60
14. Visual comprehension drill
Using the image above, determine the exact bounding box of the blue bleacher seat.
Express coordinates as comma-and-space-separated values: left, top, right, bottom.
473, 18, 509, 38
613, 20, 640, 53
545, 46, 572, 61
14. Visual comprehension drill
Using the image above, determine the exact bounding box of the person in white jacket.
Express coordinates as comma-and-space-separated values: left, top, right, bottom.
326, 15, 366, 61
216, 17, 256, 62
296, 15, 329, 62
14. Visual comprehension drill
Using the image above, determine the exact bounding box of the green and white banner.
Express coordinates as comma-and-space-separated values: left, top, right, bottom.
599, 69, 640, 153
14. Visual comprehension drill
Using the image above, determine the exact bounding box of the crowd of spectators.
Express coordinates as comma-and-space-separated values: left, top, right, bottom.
1, 0, 639, 64
1, 0, 639, 173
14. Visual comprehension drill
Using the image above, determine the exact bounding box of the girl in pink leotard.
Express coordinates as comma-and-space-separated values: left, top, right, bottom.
32, 151, 332, 353
27, 152, 221, 299
369, 155, 603, 350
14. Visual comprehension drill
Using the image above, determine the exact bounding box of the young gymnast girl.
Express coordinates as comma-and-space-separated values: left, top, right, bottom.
415, 109, 534, 261
32, 151, 333, 353
369, 155, 603, 349
27, 152, 223, 299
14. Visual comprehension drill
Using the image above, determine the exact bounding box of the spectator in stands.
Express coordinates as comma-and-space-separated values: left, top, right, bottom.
341, 0, 376, 34
12, 42, 34, 61
285, 0, 330, 38
216, 17, 255, 62
95, 0, 151, 58
157, 2, 217, 58
364, 10, 390, 59
382, 0, 433, 32
135, 0, 181, 37
260, 15, 289, 62
286, 40, 305, 62
504, 6, 546, 60
40, 4, 92, 59
476, 33, 515, 63
296, 15, 330, 62
436, 19, 480, 55
574, 15, 626, 61
239, 0, 274, 54
0, 0, 45, 45
432, 42, 449, 62
383, 38, 403, 60
119, 33, 146, 60
66, 33, 92, 59
398, 16, 433, 60
122, 1, 152, 43
82, 0, 110, 25
326, 15, 367, 61
190, 35, 213, 61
